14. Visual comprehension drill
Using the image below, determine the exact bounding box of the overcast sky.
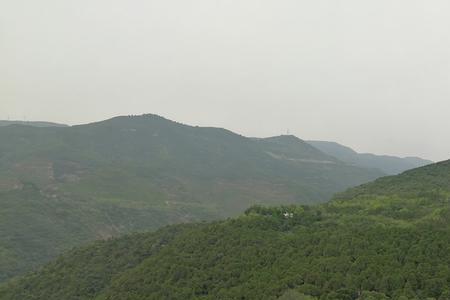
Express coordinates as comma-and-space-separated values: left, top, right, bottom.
1, 1, 449, 161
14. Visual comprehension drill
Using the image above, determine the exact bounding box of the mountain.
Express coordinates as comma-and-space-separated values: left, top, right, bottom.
0, 114, 383, 282
307, 140, 433, 175
2, 160, 449, 299
254, 135, 339, 164
0, 120, 68, 127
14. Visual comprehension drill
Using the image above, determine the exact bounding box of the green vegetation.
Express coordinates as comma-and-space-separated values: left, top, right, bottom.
2, 160, 450, 299
0, 114, 383, 281
278, 290, 317, 299
308, 140, 432, 175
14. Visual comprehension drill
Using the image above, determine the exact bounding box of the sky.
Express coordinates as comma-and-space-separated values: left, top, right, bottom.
1, 0, 449, 161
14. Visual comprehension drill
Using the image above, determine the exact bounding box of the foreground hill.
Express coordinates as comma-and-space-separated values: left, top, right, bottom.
308, 140, 432, 175
2, 161, 450, 299
0, 114, 383, 281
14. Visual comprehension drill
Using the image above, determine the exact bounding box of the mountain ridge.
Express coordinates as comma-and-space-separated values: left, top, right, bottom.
0, 114, 383, 282
0, 120, 68, 127
308, 140, 433, 175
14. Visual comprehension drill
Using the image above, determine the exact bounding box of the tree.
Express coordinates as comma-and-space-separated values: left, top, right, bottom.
278, 290, 317, 300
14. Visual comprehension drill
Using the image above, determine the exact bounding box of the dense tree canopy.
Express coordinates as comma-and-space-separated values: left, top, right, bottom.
1, 160, 450, 299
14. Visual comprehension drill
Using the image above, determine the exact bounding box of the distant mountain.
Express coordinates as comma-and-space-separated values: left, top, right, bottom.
254, 135, 339, 164
0, 120, 68, 127
3, 161, 449, 299
307, 140, 433, 175
0, 114, 383, 282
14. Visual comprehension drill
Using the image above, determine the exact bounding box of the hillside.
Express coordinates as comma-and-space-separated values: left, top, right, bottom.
0, 120, 68, 127
255, 136, 339, 164
308, 141, 432, 175
2, 160, 450, 299
0, 114, 383, 282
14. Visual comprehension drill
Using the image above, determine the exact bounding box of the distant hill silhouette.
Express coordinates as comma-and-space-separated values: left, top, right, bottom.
308, 140, 432, 175
0, 120, 68, 127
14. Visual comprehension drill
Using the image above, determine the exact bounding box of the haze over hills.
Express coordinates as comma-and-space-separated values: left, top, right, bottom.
0, 120, 68, 128
308, 140, 433, 175
0, 114, 384, 282
3, 160, 449, 299
2, 1, 449, 299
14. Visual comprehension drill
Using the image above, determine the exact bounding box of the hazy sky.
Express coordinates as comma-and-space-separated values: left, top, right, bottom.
1, 1, 449, 161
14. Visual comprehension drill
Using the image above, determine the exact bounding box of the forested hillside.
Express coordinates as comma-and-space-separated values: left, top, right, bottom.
0, 114, 383, 282
2, 160, 449, 299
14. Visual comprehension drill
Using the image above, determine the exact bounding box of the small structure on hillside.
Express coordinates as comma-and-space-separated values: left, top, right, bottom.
283, 212, 294, 218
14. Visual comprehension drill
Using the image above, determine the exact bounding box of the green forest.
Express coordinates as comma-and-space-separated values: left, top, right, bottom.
1, 160, 449, 299
2, 0, 448, 298
0, 115, 386, 282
